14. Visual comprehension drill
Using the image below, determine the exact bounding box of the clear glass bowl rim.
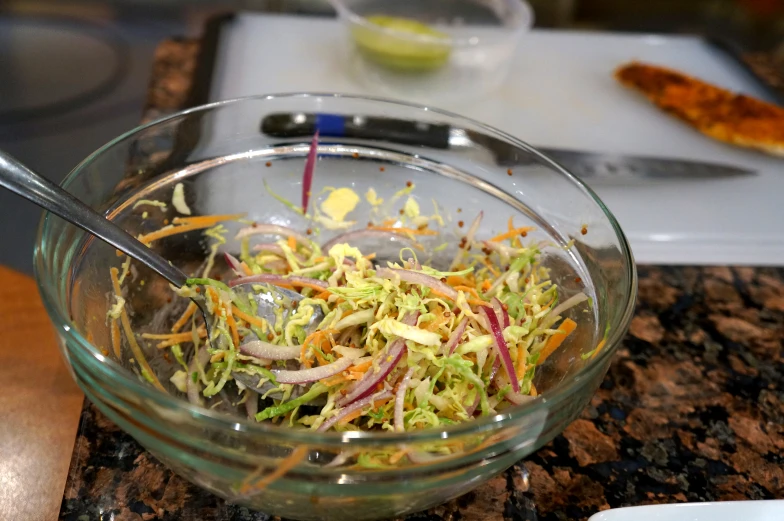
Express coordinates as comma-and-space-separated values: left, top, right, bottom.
34, 92, 637, 446
329, 0, 534, 47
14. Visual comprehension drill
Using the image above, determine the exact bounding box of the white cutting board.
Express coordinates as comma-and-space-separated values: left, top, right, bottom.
210, 13, 784, 266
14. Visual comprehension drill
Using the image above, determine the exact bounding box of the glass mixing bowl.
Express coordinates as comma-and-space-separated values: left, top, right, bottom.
34, 94, 635, 521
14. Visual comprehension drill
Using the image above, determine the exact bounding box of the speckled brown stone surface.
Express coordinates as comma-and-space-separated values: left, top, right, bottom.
59, 40, 784, 521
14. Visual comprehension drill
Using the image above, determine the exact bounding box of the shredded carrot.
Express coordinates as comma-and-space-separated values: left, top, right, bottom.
171, 302, 198, 333
489, 227, 535, 243
139, 213, 243, 244
481, 280, 492, 292
591, 338, 607, 359
380, 218, 396, 226
287, 235, 297, 251
322, 372, 350, 387
139, 223, 213, 245
110, 268, 166, 392
389, 449, 409, 465
239, 445, 308, 495
338, 308, 358, 320
424, 307, 446, 332
155, 335, 206, 349
143, 328, 206, 348
226, 309, 240, 347
508, 216, 515, 233
300, 329, 340, 367
537, 318, 577, 364
350, 360, 373, 373
368, 226, 438, 236
272, 280, 329, 292
142, 329, 203, 340
338, 398, 392, 425
446, 275, 472, 287
239, 261, 253, 276
172, 213, 245, 227
530, 383, 538, 397
313, 290, 331, 301
326, 331, 337, 352
206, 287, 220, 308
515, 349, 527, 380
110, 319, 121, 358
454, 285, 481, 300
232, 305, 267, 329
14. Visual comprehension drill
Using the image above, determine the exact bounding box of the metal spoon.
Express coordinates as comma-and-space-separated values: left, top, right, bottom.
0, 151, 324, 392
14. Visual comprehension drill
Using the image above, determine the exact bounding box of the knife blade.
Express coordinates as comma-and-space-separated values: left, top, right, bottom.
260, 113, 755, 179
531, 148, 754, 179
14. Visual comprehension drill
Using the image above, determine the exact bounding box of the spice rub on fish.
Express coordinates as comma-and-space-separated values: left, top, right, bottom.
615, 61, 784, 157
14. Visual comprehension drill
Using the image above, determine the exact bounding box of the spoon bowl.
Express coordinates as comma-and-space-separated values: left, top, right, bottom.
0, 150, 323, 365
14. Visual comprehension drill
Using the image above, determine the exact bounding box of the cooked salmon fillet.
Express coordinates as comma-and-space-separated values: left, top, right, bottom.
615, 61, 784, 157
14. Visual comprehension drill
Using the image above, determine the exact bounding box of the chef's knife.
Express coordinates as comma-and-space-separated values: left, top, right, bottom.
260, 112, 755, 179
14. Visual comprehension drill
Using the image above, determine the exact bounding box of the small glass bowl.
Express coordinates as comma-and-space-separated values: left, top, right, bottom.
330, 0, 533, 103
34, 94, 635, 521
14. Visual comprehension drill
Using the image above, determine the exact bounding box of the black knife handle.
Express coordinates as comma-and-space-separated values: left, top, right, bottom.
261, 112, 452, 149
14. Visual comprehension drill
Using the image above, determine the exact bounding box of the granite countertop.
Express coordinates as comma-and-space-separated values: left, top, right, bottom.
59, 39, 784, 521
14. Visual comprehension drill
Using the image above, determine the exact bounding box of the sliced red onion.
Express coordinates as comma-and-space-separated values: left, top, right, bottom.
273, 356, 353, 384
228, 273, 328, 289
224, 253, 244, 275
375, 267, 458, 302
323, 450, 356, 468
479, 306, 519, 393
465, 211, 483, 245
505, 390, 534, 405
488, 356, 501, 383
337, 312, 419, 407
252, 242, 285, 255
245, 393, 258, 419
444, 316, 468, 355
408, 451, 449, 464
322, 229, 415, 253
318, 389, 393, 432
491, 297, 510, 329
239, 340, 301, 360
301, 131, 319, 213
252, 243, 307, 263
465, 357, 500, 417
494, 369, 534, 405
262, 259, 289, 271
394, 367, 416, 432
541, 292, 588, 329
235, 224, 311, 248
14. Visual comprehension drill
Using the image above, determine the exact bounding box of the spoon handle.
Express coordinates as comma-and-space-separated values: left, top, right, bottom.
0, 150, 188, 287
